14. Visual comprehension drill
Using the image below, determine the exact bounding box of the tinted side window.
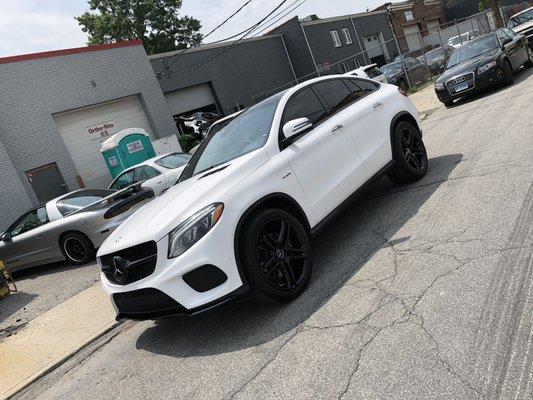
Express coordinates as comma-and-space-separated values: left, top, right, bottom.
282, 88, 327, 126
355, 79, 380, 94
9, 207, 48, 237
134, 166, 160, 181
110, 170, 135, 190
343, 79, 366, 101
314, 80, 352, 113
503, 28, 516, 38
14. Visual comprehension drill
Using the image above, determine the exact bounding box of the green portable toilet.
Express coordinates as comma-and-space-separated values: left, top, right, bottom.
100, 128, 156, 179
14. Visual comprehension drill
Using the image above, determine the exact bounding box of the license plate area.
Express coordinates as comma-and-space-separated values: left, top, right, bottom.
454, 82, 469, 93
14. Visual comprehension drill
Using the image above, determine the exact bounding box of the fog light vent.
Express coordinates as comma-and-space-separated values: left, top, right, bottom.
183, 265, 228, 293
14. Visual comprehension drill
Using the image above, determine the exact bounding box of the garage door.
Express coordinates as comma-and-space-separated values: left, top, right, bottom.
404, 25, 422, 52
165, 83, 217, 116
53, 96, 154, 189
363, 34, 385, 59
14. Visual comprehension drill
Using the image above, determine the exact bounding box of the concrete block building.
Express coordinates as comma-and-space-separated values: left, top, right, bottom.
0, 41, 177, 230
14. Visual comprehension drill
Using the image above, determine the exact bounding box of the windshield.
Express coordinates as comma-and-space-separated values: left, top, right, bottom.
508, 9, 533, 28
179, 92, 284, 181
154, 153, 191, 169
447, 35, 498, 68
381, 62, 403, 76
426, 48, 444, 61
56, 190, 114, 216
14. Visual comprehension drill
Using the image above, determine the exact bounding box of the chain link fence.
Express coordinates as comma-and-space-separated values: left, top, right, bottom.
251, 9, 498, 103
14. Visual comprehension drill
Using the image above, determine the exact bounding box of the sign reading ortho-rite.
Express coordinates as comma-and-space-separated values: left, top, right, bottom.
127, 140, 144, 154
87, 121, 116, 138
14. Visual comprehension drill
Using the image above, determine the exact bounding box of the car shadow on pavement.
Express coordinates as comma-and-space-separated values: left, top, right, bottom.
136, 153, 463, 358
11, 261, 93, 281
450, 66, 532, 108
0, 292, 37, 325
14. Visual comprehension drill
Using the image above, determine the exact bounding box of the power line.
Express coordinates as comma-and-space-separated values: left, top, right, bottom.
164, 0, 255, 71
163, 0, 309, 79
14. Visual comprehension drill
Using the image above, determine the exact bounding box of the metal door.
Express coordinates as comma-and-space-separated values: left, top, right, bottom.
26, 163, 68, 203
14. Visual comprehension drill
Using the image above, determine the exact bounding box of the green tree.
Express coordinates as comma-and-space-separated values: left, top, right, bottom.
76, 0, 203, 55
479, 0, 504, 28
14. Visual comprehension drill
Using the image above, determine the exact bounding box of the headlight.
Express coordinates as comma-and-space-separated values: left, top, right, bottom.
434, 82, 445, 90
167, 203, 224, 258
478, 60, 497, 74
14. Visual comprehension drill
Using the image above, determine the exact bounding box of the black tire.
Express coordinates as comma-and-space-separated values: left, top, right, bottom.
443, 100, 454, 108
503, 60, 514, 86
525, 48, 533, 68
59, 232, 95, 266
387, 120, 428, 184
239, 209, 312, 303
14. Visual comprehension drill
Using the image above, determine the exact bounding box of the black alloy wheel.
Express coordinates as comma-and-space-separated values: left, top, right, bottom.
256, 218, 308, 291
387, 120, 428, 184
60, 232, 95, 266
240, 208, 312, 302
399, 124, 427, 173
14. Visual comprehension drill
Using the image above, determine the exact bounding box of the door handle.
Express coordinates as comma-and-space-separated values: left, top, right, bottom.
36, 233, 45, 238
373, 102, 383, 110
331, 124, 344, 134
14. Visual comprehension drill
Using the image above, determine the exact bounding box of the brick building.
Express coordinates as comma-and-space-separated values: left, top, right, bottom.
375, 0, 447, 53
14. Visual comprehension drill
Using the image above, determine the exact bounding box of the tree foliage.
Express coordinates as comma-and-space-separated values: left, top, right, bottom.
76, 0, 203, 55
479, 0, 504, 28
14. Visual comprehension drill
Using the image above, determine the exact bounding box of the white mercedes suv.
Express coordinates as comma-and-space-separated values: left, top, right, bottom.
97, 75, 428, 320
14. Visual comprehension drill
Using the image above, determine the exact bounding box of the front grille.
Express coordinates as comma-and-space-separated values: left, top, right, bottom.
445, 72, 475, 95
100, 241, 158, 285
113, 288, 186, 317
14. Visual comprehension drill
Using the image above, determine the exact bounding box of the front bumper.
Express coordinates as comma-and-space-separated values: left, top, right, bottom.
435, 67, 505, 103
99, 208, 247, 320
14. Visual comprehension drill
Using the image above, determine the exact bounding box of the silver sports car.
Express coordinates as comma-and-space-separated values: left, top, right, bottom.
0, 185, 153, 273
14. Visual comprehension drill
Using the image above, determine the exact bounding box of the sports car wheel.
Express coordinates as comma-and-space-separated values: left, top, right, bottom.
60, 232, 95, 266
240, 209, 312, 302
387, 120, 428, 184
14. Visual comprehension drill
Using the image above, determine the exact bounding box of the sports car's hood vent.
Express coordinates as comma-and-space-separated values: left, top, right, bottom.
198, 164, 230, 180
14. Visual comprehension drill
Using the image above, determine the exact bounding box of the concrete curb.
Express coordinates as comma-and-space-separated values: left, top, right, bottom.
6, 321, 122, 400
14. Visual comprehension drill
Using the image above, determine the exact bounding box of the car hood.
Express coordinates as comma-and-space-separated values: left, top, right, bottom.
513, 20, 533, 34
438, 50, 498, 82
97, 149, 269, 255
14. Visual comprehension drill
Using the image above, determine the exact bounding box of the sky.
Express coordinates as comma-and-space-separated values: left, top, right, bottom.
0, 0, 387, 57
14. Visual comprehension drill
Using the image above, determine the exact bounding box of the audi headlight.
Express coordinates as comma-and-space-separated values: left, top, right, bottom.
434, 82, 445, 90
167, 203, 224, 258
478, 60, 497, 74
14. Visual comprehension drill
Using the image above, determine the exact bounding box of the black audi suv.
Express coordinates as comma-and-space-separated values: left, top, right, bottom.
434, 28, 532, 107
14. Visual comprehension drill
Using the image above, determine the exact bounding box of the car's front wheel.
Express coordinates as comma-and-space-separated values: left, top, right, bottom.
239, 209, 312, 303
60, 232, 95, 266
387, 120, 428, 184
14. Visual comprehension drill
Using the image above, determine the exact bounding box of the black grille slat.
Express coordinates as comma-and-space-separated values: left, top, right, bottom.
100, 241, 158, 285
113, 288, 186, 318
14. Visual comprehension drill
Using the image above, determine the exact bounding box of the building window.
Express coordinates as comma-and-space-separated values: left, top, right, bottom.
330, 30, 342, 47
339, 61, 351, 73
341, 28, 353, 45
405, 11, 414, 21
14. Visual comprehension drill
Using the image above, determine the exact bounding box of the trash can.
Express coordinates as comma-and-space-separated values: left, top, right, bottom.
0, 260, 16, 299
100, 128, 156, 179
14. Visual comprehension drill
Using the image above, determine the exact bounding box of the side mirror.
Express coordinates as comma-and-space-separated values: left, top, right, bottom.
501, 37, 512, 46
1, 232, 12, 242
282, 117, 313, 140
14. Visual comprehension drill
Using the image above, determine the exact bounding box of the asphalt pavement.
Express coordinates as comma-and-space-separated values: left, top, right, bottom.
14, 68, 533, 400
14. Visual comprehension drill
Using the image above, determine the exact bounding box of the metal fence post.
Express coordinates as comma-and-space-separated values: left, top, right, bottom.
456, 21, 462, 44
417, 31, 431, 79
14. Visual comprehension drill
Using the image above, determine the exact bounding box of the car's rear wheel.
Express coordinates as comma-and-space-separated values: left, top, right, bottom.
503, 60, 514, 85
239, 209, 312, 303
387, 120, 428, 184
60, 232, 95, 266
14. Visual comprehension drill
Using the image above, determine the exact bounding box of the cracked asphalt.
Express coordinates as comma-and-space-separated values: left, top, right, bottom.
16, 68, 533, 400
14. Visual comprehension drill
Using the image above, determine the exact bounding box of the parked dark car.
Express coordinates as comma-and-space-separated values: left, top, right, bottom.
381, 57, 428, 91
434, 29, 532, 107
420, 45, 455, 74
